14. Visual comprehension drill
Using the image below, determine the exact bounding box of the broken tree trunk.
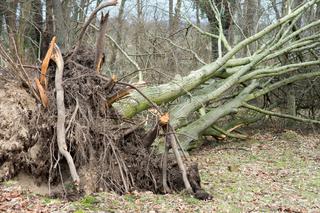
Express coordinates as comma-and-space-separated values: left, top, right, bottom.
95, 12, 109, 72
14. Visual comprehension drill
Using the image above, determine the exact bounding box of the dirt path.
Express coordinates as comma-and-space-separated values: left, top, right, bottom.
1, 131, 319, 212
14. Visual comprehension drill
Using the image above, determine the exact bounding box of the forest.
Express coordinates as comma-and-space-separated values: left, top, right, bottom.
0, 0, 320, 212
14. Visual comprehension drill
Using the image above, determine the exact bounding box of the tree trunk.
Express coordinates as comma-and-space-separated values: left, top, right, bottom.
30, 0, 43, 59
177, 81, 258, 149
42, 0, 54, 59
111, 0, 320, 150
135, 0, 143, 82
52, 0, 67, 50
3, 0, 18, 54
244, 0, 258, 54
109, 0, 126, 70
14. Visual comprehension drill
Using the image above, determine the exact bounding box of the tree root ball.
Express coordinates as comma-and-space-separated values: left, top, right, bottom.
0, 48, 211, 200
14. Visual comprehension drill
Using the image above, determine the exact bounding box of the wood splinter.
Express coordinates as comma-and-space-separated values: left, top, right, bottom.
95, 12, 109, 73
35, 36, 56, 108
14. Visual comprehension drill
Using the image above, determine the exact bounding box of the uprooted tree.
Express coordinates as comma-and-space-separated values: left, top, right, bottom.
0, 0, 320, 200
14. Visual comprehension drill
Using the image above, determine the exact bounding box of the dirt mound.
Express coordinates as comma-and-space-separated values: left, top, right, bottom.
0, 78, 36, 181
0, 48, 210, 200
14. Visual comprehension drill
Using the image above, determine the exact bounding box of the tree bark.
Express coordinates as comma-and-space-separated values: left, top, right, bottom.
3, 0, 18, 54
177, 81, 258, 150
52, 0, 67, 50
53, 44, 80, 185
109, 0, 126, 70
112, 0, 317, 120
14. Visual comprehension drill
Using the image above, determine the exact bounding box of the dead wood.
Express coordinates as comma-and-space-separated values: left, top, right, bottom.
52, 44, 80, 186
162, 134, 171, 193
142, 122, 160, 148
165, 124, 192, 193
95, 12, 109, 73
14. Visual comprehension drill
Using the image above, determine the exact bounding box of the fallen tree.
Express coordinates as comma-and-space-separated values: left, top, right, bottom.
111, 0, 320, 149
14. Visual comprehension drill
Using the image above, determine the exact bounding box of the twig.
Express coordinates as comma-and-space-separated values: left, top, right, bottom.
156, 36, 206, 65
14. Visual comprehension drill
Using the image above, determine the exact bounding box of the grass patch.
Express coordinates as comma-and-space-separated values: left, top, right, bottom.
77, 195, 99, 210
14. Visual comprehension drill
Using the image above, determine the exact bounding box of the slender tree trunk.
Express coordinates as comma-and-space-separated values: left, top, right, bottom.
168, 0, 182, 73
136, 0, 143, 82
31, 0, 43, 57
52, 0, 67, 50
244, 0, 258, 54
4, 0, 18, 54
0, 4, 4, 37
42, 0, 54, 59
172, 0, 182, 32
109, 0, 126, 70
169, 0, 174, 33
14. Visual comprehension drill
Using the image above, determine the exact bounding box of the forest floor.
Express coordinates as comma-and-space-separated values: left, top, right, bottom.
1, 130, 319, 212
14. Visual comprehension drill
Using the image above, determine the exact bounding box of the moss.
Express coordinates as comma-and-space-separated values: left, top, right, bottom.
79, 195, 98, 210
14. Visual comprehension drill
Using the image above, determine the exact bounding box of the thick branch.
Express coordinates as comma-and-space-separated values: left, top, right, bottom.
177, 81, 259, 150
243, 103, 320, 124
53, 44, 80, 185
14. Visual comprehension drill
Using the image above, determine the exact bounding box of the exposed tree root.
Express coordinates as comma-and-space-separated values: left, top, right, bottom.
0, 46, 211, 200
52, 44, 80, 186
